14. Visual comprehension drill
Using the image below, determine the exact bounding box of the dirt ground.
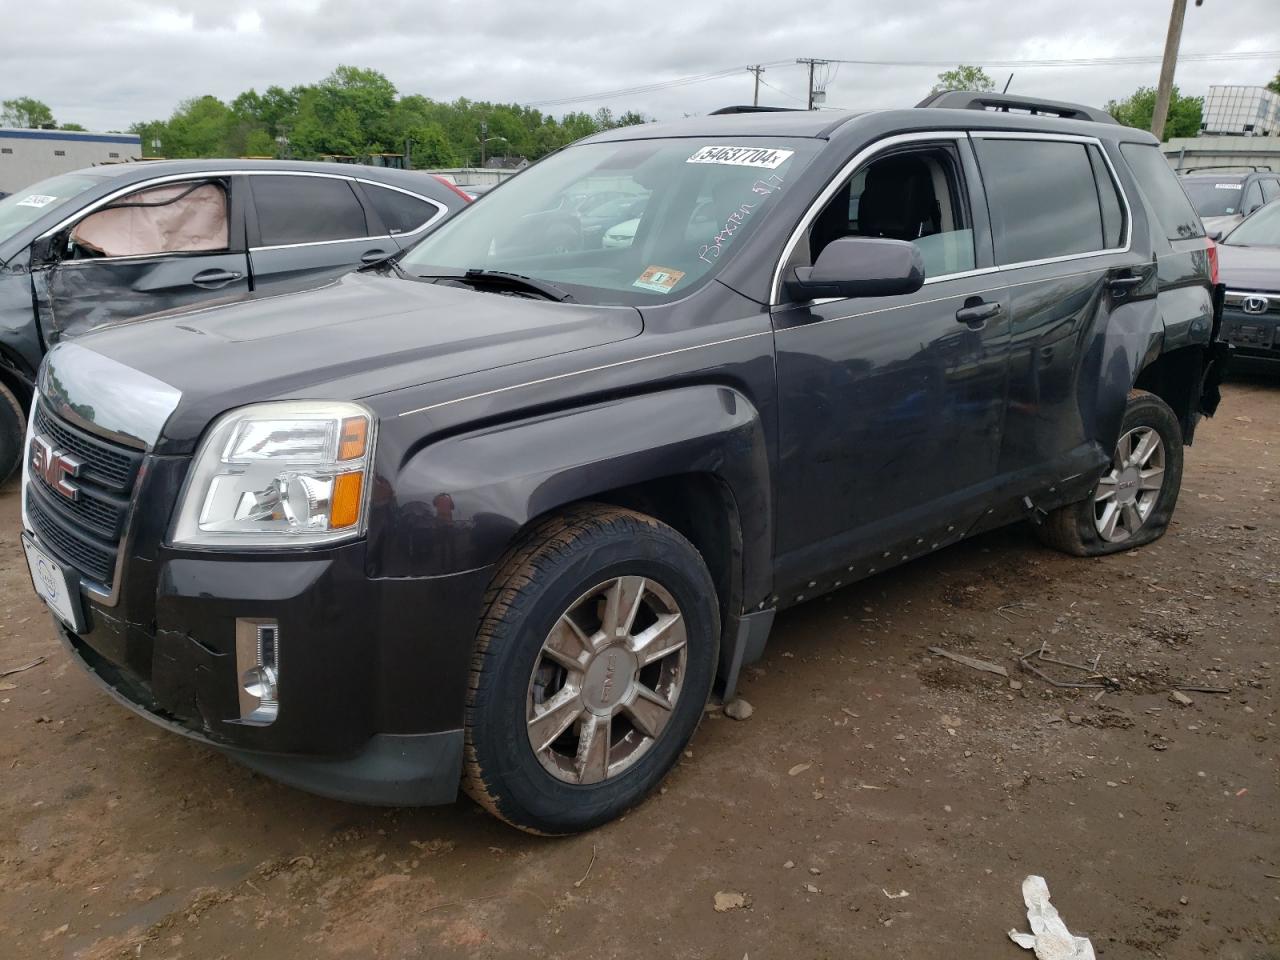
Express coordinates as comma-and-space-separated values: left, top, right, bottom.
0, 379, 1276, 960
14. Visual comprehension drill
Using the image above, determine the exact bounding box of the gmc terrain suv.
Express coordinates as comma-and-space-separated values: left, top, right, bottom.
21, 92, 1228, 834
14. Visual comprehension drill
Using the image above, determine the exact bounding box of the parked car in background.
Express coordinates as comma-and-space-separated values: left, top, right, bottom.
0, 159, 467, 481
22, 92, 1228, 835
1215, 199, 1280, 368
1179, 167, 1280, 237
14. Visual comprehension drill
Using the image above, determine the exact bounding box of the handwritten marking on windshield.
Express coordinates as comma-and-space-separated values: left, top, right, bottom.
697, 176, 785, 265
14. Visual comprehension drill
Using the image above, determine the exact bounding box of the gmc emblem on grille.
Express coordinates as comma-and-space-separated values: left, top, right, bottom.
30, 435, 82, 501
1243, 295, 1270, 315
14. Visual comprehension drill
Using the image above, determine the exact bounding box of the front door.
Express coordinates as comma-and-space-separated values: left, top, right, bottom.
32, 177, 249, 341
771, 136, 1011, 592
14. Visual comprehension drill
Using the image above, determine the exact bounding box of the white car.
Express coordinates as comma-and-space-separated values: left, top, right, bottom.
602, 217, 639, 249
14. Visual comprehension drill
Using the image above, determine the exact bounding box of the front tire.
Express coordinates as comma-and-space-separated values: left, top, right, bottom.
0, 380, 27, 485
462, 504, 719, 834
1036, 389, 1184, 556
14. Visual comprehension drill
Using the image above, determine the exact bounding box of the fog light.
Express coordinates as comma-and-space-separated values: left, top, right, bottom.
235, 619, 279, 724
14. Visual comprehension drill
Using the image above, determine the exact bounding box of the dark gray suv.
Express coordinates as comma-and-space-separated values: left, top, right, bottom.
0, 160, 468, 480
21, 93, 1228, 834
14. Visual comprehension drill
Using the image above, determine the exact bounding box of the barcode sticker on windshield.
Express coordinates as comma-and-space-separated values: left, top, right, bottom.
687, 146, 794, 169
16, 195, 57, 208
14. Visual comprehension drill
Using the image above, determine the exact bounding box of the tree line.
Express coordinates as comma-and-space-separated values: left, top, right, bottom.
8, 64, 1280, 163
8, 66, 647, 167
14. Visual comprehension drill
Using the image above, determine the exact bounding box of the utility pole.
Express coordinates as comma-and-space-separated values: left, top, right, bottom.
479, 120, 488, 168
1151, 0, 1205, 141
747, 65, 765, 107
796, 58, 828, 111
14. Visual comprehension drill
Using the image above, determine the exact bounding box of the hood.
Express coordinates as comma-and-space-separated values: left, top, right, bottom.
1216, 243, 1280, 293
57, 270, 642, 450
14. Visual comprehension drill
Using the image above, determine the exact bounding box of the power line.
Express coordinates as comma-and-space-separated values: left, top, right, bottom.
520, 49, 1280, 110
821, 50, 1280, 68
757, 77, 806, 104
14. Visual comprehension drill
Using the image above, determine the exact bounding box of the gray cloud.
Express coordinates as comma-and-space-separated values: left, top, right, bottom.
2, 0, 1277, 132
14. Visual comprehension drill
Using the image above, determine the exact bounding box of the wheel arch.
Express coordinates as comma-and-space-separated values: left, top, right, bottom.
373, 384, 774, 612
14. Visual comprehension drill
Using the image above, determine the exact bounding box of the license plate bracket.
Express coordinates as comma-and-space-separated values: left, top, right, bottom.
22, 534, 86, 633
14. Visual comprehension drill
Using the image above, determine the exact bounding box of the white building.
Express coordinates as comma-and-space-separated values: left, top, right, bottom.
1200, 85, 1280, 137
0, 128, 142, 195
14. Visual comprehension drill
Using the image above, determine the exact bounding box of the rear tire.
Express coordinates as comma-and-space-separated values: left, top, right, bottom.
0, 380, 27, 485
462, 504, 718, 835
1035, 389, 1183, 557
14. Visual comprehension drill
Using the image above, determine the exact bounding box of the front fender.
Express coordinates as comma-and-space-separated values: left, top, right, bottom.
368, 384, 772, 603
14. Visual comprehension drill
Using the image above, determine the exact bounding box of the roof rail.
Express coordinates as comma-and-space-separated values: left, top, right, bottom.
915, 90, 1117, 125
1177, 164, 1274, 174
710, 105, 805, 115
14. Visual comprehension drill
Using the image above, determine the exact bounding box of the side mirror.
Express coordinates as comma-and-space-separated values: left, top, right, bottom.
785, 236, 926, 301
1207, 229, 1224, 243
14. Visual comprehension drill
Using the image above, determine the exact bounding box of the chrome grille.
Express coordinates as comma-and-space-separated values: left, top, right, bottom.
25, 402, 143, 589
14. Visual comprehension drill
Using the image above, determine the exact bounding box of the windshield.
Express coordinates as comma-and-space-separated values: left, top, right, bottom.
1182, 179, 1244, 218
400, 137, 821, 305
1222, 199, 1280, 246
0, 173, 102, 239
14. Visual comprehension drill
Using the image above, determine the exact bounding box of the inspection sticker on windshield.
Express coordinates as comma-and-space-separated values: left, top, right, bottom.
687, 145, 794, 169
634, 266, 685, 293
15, 194, 57, 208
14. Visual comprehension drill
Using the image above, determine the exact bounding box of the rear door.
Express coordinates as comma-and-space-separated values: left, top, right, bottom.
31, 177, 250, 341
246, 173, 393, 291
971, 133, 1149, 491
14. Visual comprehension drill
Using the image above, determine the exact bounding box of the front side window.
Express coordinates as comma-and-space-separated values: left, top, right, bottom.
252, 176, 368, 246
1242, 180, 1264, 213
975, 138, 1109, 264
399, 137, 822, 305
1260, 178, 1280, 203
69, 181, 228, 259
798, 142, 976, 283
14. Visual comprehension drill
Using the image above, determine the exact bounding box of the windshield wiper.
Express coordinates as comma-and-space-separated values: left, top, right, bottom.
452, 269, 576, 302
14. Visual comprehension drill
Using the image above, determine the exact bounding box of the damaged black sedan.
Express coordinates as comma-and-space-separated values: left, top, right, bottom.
0, 159, 468, 481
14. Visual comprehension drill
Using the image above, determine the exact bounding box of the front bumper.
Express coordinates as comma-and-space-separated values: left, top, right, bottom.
45, 531, 493, 806
1221, 307, 1280, 364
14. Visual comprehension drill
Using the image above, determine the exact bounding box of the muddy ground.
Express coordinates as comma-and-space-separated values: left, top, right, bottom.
0, 379, 1276, 960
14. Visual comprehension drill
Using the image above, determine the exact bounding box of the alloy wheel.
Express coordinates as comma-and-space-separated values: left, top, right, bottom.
526, 576, 688, 785
1094, 425, 1165, 542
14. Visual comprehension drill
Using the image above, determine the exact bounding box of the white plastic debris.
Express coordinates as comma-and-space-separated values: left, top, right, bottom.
1008, 876, 1095, 960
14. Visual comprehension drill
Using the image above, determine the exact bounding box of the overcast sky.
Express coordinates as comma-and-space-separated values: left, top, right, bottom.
3, 0, 1278, 132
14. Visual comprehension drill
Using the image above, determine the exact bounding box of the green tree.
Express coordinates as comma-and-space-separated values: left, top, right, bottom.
1105, 85, 1202, 141
931, 65, 995, 94
2, 96, 55, 128
59, 122, 87, 131
1267, 70, 1280, 95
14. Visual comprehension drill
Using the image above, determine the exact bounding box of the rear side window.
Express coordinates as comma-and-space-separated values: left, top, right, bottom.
1086, 146, 1125, 249
1262, 179, 1280, 203
1118, 143, 1204, 240
251, 176, 368, 246
364, 185, 439, 235
975, 138, 1107, 263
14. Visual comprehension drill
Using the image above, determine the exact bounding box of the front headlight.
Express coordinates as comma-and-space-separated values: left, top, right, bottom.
171, 400, 375, 548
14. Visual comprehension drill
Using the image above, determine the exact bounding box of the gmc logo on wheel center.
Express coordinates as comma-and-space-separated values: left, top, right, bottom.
30, 436, 83, 501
